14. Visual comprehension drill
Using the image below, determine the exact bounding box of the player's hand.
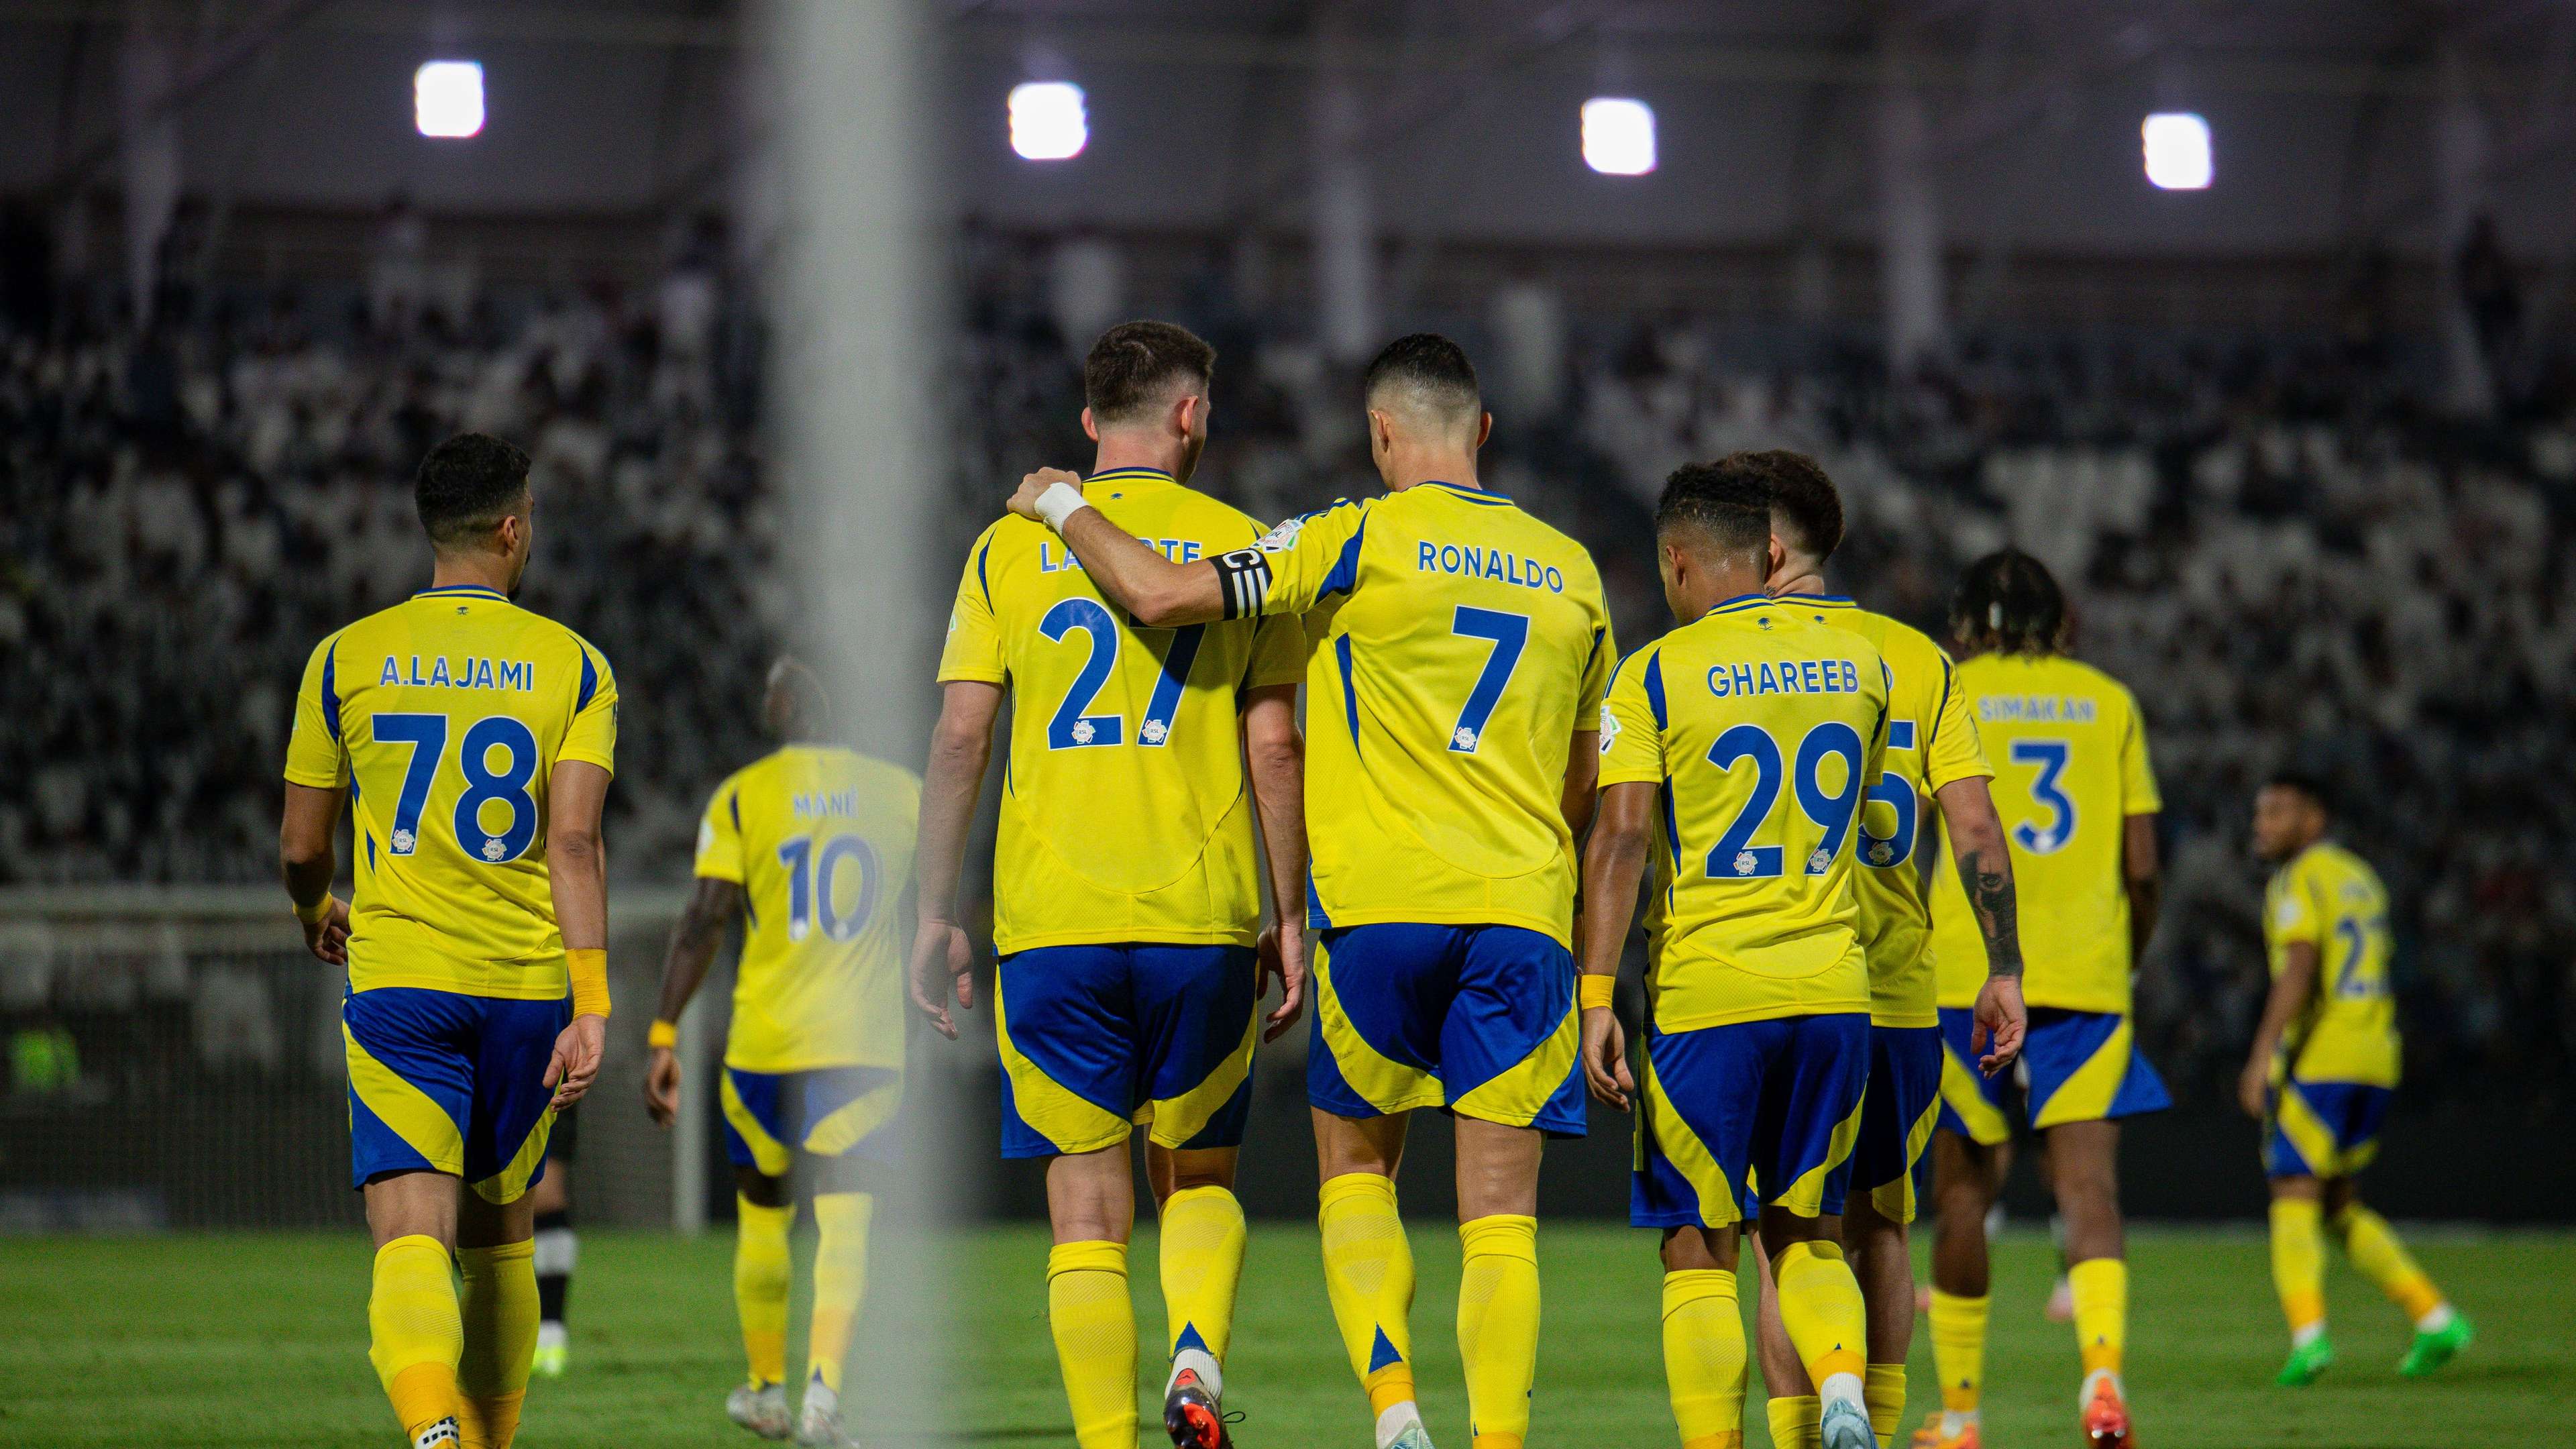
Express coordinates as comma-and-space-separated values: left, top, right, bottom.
545, 1013, 606, 1112
1009, 467, 1083, 522
2237, 1056, 2271, 1120
908, 916, 977, 1040
298, 895, 351, 966
1971, 973, 2026, 1077
1258, 919, 1307, 1042
1580, 1006, 1634, 1111
643, 1045, 681, 1127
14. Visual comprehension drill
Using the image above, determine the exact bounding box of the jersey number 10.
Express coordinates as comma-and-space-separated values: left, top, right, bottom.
776, 835, 881, 943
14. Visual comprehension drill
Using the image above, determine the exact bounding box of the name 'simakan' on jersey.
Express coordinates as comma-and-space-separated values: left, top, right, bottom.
284, 584, 618, 1001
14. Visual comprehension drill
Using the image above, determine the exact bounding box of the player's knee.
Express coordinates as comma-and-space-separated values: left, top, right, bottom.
735, 1166, 791, 1210
1660, 1225, 1735, 1274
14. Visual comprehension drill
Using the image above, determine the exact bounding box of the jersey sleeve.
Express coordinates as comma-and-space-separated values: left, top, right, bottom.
282, 633, 351, 789
936, 526, 1008, 684
559, 638, 619, 775
694, 780, 745, 883
2116, 687, 2161, 813
1597, 649, 1666, 788
2267, 863, 2324, 953
1244, 611, 1309, 690
1213, 500, 1368, 619
1921, 647, 1994, 790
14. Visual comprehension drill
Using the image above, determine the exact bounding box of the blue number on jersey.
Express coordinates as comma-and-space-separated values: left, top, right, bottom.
1138, 625, 1206, 748
1039, 598, 1126, 749
454, 716, 541, 863
374, 712, 449, 856
2331, 914, 2388, 1000
2008, 739, 2076, 854
1859, 720, 1919, 870
1705, 724, 1786, 878
778, 833, 883, 943
1792, 721, 1868, 874
1448, 606, 1531, 753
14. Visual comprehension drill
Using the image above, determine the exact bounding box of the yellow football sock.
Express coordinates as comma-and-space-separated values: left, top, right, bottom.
1319, 1173, 1418, 1417
370, 1234, 464, 1444
2332, 1205, 2447, 1324
1765, 1395, 1821, 1449
1774, 1241, 1868, 1389
455, 1240, 536, 1449
2068, 1257, 2127, 1379
1927, 1289, 1988, 1415
1160, 1184, 1247, 1368
1864, 1363, 1905, 1447
735, 1196, 795, 1387
1046, 1240, 1137, 1449
2269, 1198, 2328, 1340
809, 1191, 873, 1394
1456, 1214, 1540, 1449
1660, 1269, 1746, 1449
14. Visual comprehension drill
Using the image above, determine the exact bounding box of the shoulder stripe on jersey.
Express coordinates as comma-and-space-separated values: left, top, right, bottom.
729, 789, 742, 835
321, 641, 343, 742
1584, 626, 1605, 680
1644, 650, 1668, 731
1317, 519, 1367, 600
1421, 480, 1512, 506
576, 645, 600, 713
1335, 634, 1360, 748
1928, 654, 1954, 753
975, 536, 994, 609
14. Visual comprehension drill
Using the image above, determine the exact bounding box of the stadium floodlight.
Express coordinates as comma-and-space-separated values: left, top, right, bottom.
2142, 111, 2212, 190
415, 60, 485, 140
1581, 97, 1656, 176
1009, 81, 1087, 161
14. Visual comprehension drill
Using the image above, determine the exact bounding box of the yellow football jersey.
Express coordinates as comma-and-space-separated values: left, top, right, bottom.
2263, 842, 2400, 1087
938, 468, 1305, 954
1791, 596, 1992, 1028
1230, 481, 1614, 946
284, 584, 618, 1000
1599, 596, 1889, 1032
1928, 651, 2159, 1014
694, 745, 920, 1075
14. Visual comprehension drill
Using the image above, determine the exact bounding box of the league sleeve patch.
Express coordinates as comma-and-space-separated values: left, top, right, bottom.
1598, 702, 1621, 753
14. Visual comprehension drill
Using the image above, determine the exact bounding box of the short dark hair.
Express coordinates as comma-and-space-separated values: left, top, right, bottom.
1741, 449, 1843, 561
1949, 547, 2066, 655
415, 433, 531, 548
1362, 333, 1481, 423
1084, 321, 1216, 427
2263, 769, 2336, 818
1656, 460, 1772, 561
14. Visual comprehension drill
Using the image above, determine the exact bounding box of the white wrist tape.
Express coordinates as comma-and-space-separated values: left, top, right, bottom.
1034, 480, 1091, 532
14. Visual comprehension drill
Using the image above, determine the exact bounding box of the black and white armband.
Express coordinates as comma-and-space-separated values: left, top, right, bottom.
1211, 548, 1273, 621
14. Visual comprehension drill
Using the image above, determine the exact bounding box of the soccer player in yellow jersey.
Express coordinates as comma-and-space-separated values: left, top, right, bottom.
1731, 453, 2028, 1449
916, 322, 1310, 1449
279, 433, 616, 1449
1014, 333, 1615, 1449
1917, 550, 2164, 1449
2244, 772, 2471, 1387
1577, 463, 1906, 1449
641, 657, 920, 1446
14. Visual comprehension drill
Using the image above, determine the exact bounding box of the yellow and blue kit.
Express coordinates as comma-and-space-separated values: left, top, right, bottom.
284, 584, 616, 1199
1792, 596, 1991, 1224
1599, 596, 1888, 1227
1212, 480, 1614, 1134
2261, 841, 2400, 1179
694, 745, 920, 1173
1927, 651, 2168, 1144
940, 468, 1303, 1157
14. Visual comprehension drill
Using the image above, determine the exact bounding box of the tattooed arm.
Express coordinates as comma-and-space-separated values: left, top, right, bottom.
1934, 775, 2027, 1071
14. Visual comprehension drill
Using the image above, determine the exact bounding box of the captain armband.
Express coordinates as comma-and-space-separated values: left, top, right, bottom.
1212, 549, 1273, 621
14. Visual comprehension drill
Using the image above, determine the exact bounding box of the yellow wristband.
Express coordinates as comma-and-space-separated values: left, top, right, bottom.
647, 1019, 678, 1051
292, 894, 335, 926
567, 947, 612, 1018
1579, 975, 1618, 1010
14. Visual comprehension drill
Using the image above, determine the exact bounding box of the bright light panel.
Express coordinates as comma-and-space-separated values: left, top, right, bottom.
1582, 97, 1656, 176
2142, 111, 2211, 190
415, 60, 485, 140
1010, 81, 1087, 161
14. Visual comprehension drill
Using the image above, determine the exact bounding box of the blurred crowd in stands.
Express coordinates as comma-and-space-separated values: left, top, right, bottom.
2, 215, 2569, 1104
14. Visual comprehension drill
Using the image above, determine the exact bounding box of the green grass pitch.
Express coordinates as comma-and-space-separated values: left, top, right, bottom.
2, 1225, 2565, 1447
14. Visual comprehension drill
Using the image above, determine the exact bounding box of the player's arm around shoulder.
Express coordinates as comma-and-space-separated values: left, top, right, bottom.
1009, 468, 1226, 627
